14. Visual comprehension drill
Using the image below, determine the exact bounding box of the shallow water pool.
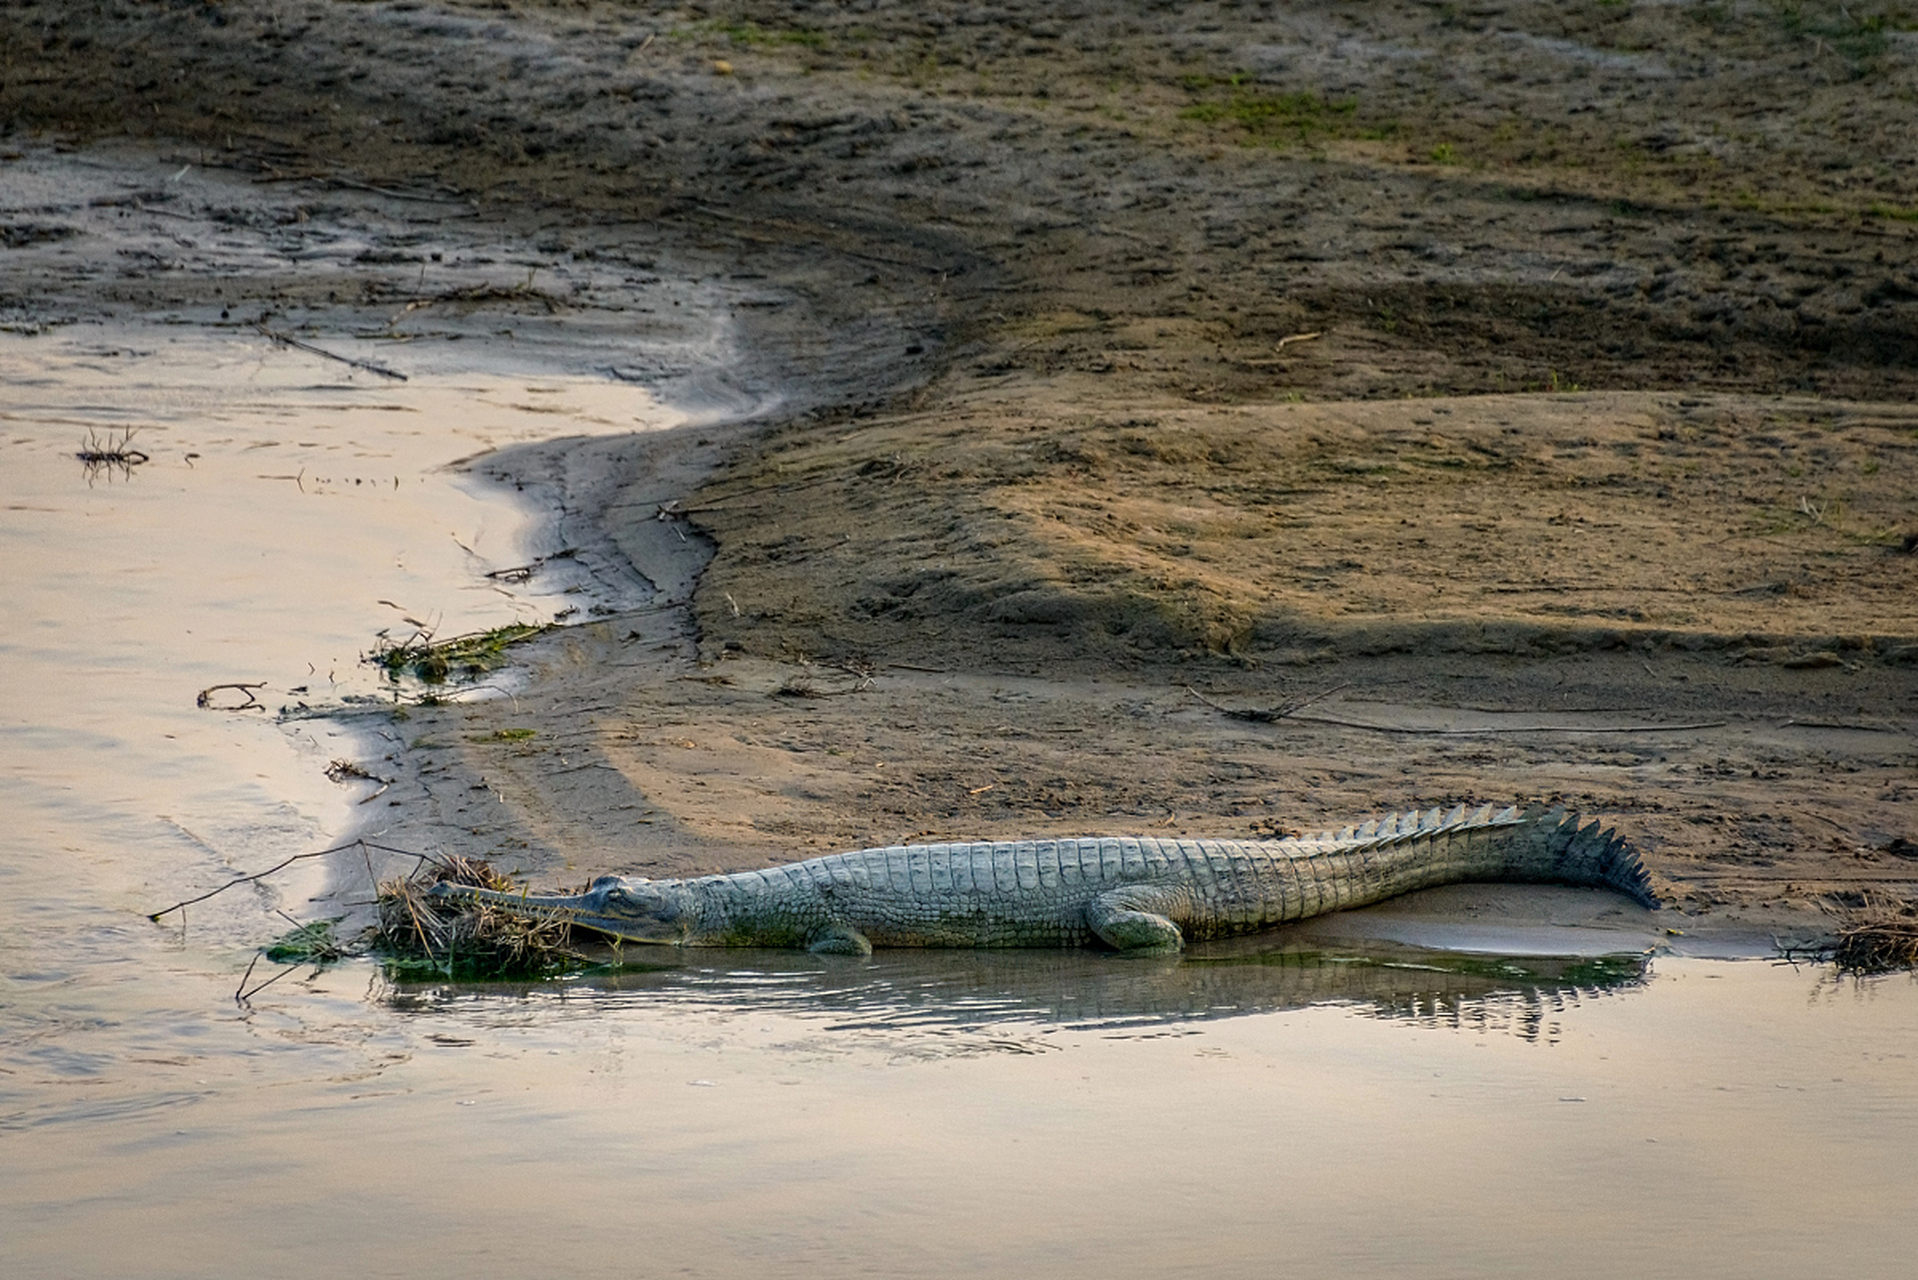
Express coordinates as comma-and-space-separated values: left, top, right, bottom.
5, 943, 1916, 1280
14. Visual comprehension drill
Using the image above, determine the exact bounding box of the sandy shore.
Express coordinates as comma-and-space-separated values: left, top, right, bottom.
7, 0, 1916, 945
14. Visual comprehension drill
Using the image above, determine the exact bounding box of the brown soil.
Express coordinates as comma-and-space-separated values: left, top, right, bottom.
8, 0, 1917, 944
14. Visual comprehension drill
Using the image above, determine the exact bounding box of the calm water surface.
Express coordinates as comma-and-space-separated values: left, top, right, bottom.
3, 328, 1916, 1280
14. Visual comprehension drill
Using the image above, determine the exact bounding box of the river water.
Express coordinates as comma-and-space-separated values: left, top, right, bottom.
3, 324, 1916, 1279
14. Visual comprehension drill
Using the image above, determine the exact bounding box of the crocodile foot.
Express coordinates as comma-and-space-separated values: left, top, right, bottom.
807, 924, 873, 957
1086, 889, 1185, 953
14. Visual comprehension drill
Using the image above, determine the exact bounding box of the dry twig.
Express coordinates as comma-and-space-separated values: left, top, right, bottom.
75, 426, 150, 467
1184, 682, 1351, 723
196, 682, 266, 711
148, 838, 434, 920
255, 322, 407, 380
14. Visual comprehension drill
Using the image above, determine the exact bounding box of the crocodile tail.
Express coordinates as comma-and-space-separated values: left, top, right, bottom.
1522, 805, 1659, 908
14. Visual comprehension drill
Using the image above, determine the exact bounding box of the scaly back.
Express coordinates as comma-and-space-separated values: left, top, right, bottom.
707, 802, 1656, 922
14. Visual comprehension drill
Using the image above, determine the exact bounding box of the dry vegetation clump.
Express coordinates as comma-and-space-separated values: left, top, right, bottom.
376, 855, 589, 980
1831, 896, 1918, 974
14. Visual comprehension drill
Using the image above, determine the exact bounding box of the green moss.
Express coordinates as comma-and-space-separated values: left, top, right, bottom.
1777, 3, 1893, 64
471, 727, 538, 743
368, 623, 551, 687
702, 19, 828, 49
1180, 81, 1360, 146
264, 917, 346, 964
377, 953, 585, 982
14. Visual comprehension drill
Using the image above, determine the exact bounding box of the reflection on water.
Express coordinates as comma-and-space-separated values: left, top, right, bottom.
8, 952, 1902, 1280
388, 939, 1649, 1045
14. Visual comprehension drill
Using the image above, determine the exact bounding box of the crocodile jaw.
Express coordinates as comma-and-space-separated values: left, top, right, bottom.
425, 876, 689, 945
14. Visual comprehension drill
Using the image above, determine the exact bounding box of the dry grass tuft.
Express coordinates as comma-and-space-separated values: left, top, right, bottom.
375, 855, 588, 980
1832, 896, 1918, 974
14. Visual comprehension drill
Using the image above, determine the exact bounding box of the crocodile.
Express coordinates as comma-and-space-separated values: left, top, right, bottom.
429, 802, 1656, 956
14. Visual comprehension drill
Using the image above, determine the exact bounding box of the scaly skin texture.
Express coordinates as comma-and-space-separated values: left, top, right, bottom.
432, 803, 1655, 955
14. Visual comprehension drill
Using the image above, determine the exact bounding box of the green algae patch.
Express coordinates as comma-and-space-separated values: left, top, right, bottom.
1179, 81, 1361, 146
264, 917, 347, 965
369, 623, 551, 688
470, 727, 537, 743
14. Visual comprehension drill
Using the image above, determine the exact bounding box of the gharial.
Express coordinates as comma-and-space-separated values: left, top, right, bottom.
429, 802, 1658, 956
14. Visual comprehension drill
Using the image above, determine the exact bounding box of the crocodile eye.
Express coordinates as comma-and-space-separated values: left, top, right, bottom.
601, 885, 675, 920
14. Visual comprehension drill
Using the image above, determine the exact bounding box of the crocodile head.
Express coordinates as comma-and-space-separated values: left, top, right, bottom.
426, 875, 693, 945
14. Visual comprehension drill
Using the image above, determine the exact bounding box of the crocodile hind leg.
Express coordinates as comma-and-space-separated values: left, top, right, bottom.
1086, 888, 1185, 953
806, 923, 873, 956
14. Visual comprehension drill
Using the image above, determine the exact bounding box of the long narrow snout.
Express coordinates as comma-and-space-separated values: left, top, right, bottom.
425, 877, 687, 945
426, 881, 591, 918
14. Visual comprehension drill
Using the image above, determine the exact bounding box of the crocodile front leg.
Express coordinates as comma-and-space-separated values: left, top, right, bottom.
1086, 887, 1185, 953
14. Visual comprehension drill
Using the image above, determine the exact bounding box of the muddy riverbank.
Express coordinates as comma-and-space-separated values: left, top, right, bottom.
6, 1, 1916, 942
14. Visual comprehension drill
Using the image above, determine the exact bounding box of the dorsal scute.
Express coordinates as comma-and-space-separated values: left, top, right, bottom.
1251, 800, 1543, 852
1342, 801, 1526, 848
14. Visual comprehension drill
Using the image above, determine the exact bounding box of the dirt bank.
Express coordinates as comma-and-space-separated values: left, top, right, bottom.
7, 1, 1916, 942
